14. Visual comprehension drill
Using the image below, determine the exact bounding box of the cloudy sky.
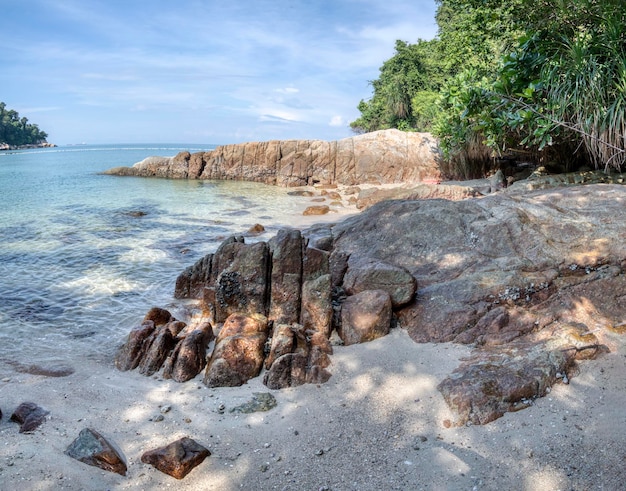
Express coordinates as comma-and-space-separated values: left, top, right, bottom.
1, 0, 438, 145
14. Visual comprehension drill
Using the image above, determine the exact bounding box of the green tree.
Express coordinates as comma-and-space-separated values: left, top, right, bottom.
0, 102, 48, 147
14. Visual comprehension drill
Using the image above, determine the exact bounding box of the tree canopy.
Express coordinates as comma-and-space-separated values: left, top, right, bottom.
0, 102, 49, 147
351, 0, 626, 178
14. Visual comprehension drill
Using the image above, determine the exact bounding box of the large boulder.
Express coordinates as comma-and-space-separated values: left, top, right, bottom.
104, 130, 443, 187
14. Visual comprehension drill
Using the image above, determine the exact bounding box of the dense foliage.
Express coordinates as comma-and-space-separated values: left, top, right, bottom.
352, 0, 626, 177
0, 102, 48, 147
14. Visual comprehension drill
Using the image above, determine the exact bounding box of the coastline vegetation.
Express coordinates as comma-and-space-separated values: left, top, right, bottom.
351, 0, 626, 178
0, 102, 49, 148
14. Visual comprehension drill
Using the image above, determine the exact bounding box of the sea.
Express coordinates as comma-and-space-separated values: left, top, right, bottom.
0, 144, 330, 368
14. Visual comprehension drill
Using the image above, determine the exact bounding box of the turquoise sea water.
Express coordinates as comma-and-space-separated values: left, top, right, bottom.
0, 144, 321, 366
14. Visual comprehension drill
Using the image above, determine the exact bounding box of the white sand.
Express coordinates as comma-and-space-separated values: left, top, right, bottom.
2, 327, 626, 490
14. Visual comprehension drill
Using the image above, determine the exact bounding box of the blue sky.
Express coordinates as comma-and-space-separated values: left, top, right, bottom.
1, 0, 437, 145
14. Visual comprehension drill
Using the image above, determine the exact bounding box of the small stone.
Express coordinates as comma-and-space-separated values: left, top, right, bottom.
10, 402, 49, 433
141, 437, 210, 479
259, 463, 269, 472
315, 449, 324, 456
160, 405, 172, 414
65, 428, 127, 476
443, 419, 452, 428
153, 415, 164, 422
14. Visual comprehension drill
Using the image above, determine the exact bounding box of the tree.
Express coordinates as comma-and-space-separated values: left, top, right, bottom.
0, 102, 48, 147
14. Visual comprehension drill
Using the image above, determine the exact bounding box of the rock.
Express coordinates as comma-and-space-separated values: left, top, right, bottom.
437, 342, 575, 426
114, 321, 157, 371
214, 241, 270, 323
247, 223, 265, 235
65, 428, 127, 476
10, 402, 49, 433
355, 184, 479, 209
230, 392, 278, 413
141, 437, 210, 479
144, 307, 173, 327
263, 324, 332, 389
303, 205, 330, 216
138, 324, 177, 376
265, 323, 296, 370
162, 322, 214, 382
342, 256, 416, 308
300, 274, 333, 337
105, 130, 443, 187
339, 290, 392, 345
268, 229, 304, 324
174, 253, 214, 299
9, 362, 74, 377
204, 314, 269, 387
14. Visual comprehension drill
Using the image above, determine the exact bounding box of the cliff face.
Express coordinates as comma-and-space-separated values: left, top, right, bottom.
104, 129, 442, 186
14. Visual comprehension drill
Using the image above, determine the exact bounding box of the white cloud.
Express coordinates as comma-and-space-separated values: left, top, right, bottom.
329, 115, 345, 127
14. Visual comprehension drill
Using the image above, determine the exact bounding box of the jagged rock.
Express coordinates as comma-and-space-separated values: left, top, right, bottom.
10, 402, 49, 433
265, 323, 296, 370
339, 290, 392, 346
65, 428, 127, 476
138, 324, 177, 376
268, 229, 304, 324
162, 322, 214, 382
342, 255, 416, 308
263, 324, 332, 389
141, 437, 210, 479
437, 342, 576, 426
174, 253, 213, 299
204, 314, 269, 387
300, 274, 332, 337
214, 241, 270, 323
104, 130, 443, 187
114, 321, 157, 371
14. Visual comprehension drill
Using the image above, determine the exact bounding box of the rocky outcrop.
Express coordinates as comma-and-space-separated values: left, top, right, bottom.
116, 183, 626, 425
103, 130, 442, 187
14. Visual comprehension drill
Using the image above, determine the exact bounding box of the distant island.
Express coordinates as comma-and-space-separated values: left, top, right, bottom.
0, 101, 54, 150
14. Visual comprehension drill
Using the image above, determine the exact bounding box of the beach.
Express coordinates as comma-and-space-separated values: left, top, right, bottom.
2, 327, 626, 490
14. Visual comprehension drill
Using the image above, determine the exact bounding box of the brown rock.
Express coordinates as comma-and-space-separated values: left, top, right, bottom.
144, 307, 173, 327
343, 256, 416, 308
10, 402, 49, 433
438, 342, 575, 426
141, 437, 210, 479
114, 321, 156, 371
247, 223, 265, 235
138, 325, 177, 376
204, 314, 269, 387
300, 274, 332, 337
214, 241, 270, 323
65, 428, 127, 476
162, 322, 214, 382
356, 184, 478, 209
175, 253, 213, 299
265, 323, 296, 370
268, 229, 304, 324
303, 205, 330, 216
339, 290, 392, 345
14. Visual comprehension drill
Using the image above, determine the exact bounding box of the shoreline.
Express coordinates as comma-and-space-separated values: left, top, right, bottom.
0, 142, 57, 151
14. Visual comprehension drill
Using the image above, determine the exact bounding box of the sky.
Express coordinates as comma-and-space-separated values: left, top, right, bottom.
1, 0, 438, 145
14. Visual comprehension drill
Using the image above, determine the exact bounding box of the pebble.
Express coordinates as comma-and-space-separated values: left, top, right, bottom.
160, 405, 172, 414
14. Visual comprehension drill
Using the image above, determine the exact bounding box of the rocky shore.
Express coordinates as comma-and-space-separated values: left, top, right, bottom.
0, 142, 56, 151
4, 131, 626, 488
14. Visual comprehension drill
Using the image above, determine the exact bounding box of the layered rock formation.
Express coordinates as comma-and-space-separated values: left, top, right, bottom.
104, 129, 442, 187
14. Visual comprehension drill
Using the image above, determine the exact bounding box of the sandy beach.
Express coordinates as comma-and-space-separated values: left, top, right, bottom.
2, 326, 626, 490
